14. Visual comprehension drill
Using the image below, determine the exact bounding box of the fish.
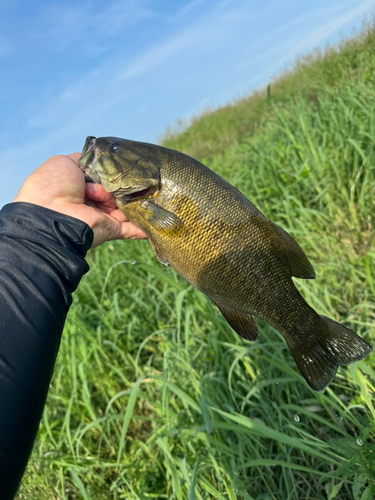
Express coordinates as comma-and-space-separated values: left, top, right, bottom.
79, 136, 372, 391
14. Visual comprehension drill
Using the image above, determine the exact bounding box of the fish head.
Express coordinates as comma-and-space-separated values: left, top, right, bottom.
78, 136, 161, 202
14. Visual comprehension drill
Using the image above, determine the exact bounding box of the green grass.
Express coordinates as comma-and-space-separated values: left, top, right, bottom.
20, 21, 375, 500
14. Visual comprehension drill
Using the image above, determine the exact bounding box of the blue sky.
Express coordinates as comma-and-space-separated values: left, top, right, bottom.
0, 0, 374, 207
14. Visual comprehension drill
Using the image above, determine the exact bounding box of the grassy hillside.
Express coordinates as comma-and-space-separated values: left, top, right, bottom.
20, 22, 375, 500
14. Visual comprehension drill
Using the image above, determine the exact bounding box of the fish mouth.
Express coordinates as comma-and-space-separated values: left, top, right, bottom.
79, 136, 101, 182
121, 185, 157, 203
81, 136, 96, 157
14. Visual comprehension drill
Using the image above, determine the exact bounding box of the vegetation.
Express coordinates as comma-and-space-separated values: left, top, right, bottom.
20, 21, 375, 500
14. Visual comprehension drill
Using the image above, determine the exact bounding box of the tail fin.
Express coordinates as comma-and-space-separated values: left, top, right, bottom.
289, 316, 372, 391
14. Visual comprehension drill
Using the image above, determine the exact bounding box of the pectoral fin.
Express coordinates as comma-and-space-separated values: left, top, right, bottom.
213, 302, 258, 341
141, 200, 184, 232
149, 237, 169, 266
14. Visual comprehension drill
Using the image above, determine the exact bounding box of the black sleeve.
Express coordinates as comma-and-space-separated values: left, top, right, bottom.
0, 202, 93, 499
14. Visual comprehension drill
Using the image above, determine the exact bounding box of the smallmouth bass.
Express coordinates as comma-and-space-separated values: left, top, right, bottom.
79, 136, 372, 391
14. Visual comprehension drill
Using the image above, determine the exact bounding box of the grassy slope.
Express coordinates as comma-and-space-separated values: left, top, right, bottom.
20, 23, 375, 500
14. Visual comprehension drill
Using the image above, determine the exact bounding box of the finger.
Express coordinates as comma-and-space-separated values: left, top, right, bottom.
99, 213, 146, 239
106, 208, 129, 222
93, 205, 129, 221
118, 222, 147, 239
67, 153, 82, 164
85, 183, 114, 203
84, 183, 129, 220
84, 196, 98, 209
90, 214, 147, 248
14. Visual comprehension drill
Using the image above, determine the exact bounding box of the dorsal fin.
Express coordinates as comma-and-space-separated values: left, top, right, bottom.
272, 223, 315, 279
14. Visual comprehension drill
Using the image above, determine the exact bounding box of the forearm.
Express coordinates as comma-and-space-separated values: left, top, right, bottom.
0, 202, 93, 499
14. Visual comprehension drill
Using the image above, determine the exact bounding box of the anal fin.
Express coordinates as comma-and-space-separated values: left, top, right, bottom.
214, 302, 258, 341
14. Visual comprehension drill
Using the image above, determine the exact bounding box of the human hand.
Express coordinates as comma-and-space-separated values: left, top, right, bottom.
13, 153, 147, 248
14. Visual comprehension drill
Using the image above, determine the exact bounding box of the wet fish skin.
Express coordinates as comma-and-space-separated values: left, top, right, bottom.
79, 136, 372, 391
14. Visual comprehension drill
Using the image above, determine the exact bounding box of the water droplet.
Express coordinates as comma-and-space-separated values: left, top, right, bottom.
276, 382, 278, 385
294, 414, 300, 422
131, 260, 136, 265
356, 439, 363, 446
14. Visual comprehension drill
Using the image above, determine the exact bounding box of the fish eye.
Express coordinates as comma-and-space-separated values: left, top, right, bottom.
109, 142, 121, 153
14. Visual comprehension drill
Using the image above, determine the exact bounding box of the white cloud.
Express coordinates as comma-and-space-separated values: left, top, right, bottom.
167, 0, 210, 22
230, 0, 375, 86
26, 4, 232, 130
292, 0, 375, 54
30, 0, 154, 52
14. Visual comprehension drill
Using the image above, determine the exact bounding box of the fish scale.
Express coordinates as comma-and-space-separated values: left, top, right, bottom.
79, 136, 372, 391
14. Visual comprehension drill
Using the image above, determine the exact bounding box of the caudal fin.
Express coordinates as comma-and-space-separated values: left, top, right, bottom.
289, 316, 372, 391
